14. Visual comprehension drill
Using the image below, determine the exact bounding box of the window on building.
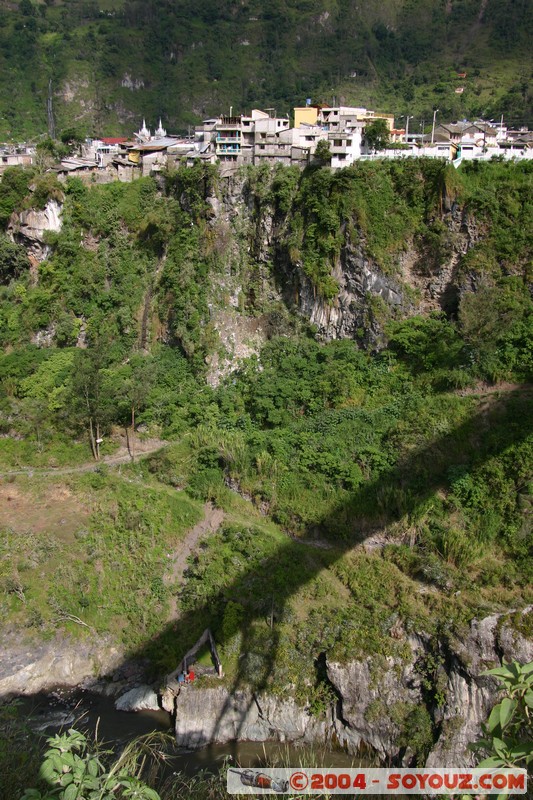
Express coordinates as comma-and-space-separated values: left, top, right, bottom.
259, 145, 265, 150
334, 140, 342, 147
346, 140, 352, 146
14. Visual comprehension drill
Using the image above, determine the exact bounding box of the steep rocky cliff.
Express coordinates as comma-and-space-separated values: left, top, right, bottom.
161, 607, 533, 767
197, 164, 490, 365
4, 162, 526, 376
4, 177, 461, 356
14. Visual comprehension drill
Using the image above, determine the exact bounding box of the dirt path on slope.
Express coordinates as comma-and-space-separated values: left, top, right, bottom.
0, 439, 168, 479
455, 381, 533, 397
165, 502, 225, 620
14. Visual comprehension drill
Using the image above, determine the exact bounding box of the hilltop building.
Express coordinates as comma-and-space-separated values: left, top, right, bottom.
194, 109, 291, 165
434, 121, 498, 148
195, 105, 392, 168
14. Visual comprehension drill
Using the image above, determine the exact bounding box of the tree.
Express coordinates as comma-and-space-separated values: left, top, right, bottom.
70, 345, 114, 460
314, 139, 332, 164
105, 355, 156, 461
60, 127, 86, 155
0, 167, 33, 228
0, 234, 29, 284
363, 119, 391, 152
459, 278, 533, 382
35, 138, 69, 171
19, 0, 35, 15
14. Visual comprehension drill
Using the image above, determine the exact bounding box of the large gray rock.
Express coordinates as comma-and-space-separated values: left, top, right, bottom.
0, 632, 123, 699
115, 685, 160, 712
8, 199, 63, 262
173, 686, 328, 749
295, 239, 406, 348
327, 634, 427, 760
427, 608, 533, 767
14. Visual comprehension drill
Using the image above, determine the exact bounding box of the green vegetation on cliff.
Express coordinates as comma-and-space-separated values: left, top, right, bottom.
0, 161, 531, 780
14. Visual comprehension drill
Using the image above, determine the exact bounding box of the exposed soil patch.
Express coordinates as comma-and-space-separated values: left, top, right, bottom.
166, 501, 225, 585
206, 309, 267, 387
0, 482, 89, 540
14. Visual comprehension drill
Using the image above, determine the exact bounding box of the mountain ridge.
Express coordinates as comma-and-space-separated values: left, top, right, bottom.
0, 0, 531, 140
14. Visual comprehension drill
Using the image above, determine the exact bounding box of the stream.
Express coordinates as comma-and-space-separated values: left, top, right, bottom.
17, 687, 366, 777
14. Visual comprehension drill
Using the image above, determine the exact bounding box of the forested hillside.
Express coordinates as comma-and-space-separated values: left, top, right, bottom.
0, 0, 531, 140
0, 160, 531, 784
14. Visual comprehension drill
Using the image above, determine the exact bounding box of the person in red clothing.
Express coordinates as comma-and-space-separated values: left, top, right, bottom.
186, 670, 195, 683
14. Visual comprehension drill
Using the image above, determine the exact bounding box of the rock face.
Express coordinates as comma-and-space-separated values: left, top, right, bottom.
6, 171, 482, 366
168, 608, 533, 766
173, 686, 328, 749
0, 632, 123, 699
206, 309, 267, 387
282, 205, 482, 348
206, 173, 482, 353
294, 241, 406, 348
326, 634, 428, 761
332, 609, 532, 766
426, 610, 533, 766
8, 199, 63, 263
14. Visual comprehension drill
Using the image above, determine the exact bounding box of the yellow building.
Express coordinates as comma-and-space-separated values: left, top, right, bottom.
294, 107, 319, 127
294, 105, 395, 131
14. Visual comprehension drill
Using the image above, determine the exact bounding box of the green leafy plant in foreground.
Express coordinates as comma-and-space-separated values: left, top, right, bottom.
474, 660, 533, 771
21, 729, 161, 800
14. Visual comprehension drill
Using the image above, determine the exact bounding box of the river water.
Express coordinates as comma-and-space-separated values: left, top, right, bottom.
18, 687, 367, 777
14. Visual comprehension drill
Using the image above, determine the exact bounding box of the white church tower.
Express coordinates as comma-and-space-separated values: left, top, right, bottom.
155, 118, 167, 138
135, 119, 151, 141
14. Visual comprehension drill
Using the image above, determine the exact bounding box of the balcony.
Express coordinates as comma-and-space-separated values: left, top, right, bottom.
216, 143, 241, 154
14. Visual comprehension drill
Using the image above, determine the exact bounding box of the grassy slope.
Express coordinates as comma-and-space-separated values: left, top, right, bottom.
1, 404, 531, 700
0, 467, 204, 650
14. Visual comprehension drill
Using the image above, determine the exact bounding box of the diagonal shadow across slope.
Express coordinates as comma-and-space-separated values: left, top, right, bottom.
1, 387, 531, 775
133, 385, 533, 757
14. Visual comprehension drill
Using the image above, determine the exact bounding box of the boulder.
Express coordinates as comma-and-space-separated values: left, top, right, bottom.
115, 684, 160, 712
